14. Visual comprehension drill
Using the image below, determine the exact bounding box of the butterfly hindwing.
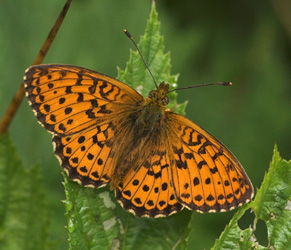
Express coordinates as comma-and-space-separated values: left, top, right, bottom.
116, 150, 183, 217
53, 123, 115, 187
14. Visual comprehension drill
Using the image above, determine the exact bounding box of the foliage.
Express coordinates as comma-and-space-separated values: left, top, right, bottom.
0, 0, 290, 249
0, 133, 54, 250
212, 145, 291, 250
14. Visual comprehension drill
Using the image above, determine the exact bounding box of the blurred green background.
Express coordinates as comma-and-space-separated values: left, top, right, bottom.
0, 0, 290, 249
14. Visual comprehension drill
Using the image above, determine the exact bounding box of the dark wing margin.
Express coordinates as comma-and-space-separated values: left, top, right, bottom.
52, 122, 116, 188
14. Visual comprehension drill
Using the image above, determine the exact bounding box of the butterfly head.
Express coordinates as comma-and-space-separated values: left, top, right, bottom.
147, 82, 169, 107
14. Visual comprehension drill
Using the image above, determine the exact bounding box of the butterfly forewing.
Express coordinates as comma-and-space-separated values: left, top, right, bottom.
167, 112, 253, 212
24, 64, 143, 135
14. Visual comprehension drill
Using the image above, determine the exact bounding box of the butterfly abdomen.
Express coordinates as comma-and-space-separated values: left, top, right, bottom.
108, 100, 168, 188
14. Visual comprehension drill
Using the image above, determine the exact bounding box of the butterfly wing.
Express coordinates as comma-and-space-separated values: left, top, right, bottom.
167, 112, 254, 213
24, 64, 144, 187
52, 123, 116, 187
116, 149, 183, 217
24, 64, 143, 136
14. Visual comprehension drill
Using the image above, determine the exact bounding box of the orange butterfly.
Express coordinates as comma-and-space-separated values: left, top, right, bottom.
24, 64, 253, 217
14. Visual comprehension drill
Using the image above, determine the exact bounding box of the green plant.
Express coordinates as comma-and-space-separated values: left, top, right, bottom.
1, 2, 291, 250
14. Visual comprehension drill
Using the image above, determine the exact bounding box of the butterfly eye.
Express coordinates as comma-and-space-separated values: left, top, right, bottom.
148, 90, 155, 98
162, 96, 169, 105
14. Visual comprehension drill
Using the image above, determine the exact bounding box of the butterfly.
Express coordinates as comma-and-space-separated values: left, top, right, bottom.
24, 64, 253, 217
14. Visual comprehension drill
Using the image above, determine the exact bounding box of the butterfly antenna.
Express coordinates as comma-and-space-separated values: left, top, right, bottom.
124, 29, 158, 89
167, 82, 232, 93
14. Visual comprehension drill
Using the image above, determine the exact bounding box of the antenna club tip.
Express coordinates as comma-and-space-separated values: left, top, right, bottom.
123, 29, 131, 38
223, 81, 232, 86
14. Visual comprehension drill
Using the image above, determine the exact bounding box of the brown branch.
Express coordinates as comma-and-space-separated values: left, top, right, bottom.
0, 0, 73, 135
270, 0, 291, 42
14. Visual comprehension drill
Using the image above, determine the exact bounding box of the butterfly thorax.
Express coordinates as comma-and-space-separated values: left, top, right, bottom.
109, 83, 171, 189
133, 82, 170, 135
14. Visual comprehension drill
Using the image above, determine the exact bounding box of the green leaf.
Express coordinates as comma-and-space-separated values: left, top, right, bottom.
211, 203, 255, 250
253, 145, 291, 250
117, 2, 186, 115
0, 133, 53, 250
63, 2, 191, 250
64, 176, 120, 250
119, 212, 191, 250
210, 145, 291, 250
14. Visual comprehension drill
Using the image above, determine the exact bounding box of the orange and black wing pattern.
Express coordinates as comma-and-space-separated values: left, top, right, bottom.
116, 149, 183, 217
24, 64, 143, 187
167, 112, 253, 213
